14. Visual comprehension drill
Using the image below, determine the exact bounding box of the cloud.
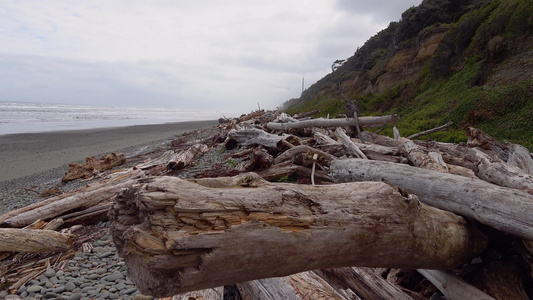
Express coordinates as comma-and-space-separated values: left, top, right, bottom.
0, 0, 422, 110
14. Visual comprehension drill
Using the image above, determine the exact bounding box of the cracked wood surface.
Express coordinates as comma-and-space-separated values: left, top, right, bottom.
110, 173, 485, 297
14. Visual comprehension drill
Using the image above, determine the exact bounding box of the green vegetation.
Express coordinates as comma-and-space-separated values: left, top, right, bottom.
226, 158, 238, 168
282, 0, 533, 150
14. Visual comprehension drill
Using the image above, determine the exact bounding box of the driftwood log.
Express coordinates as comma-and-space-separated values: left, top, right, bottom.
109, 173, 485, 296
315, 267, 420, 300
0, 169, 146, 228
330, 159, 533, 240
0, 228, 75, 252
62, 152, 126, 182
237, 271, 344, 300
417, 269, 496, 300
266, 115, 399, 131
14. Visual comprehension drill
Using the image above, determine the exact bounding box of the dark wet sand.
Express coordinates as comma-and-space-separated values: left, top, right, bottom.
0, 120, 218, 182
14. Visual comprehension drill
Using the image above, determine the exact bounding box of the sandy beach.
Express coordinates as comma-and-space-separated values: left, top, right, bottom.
0, 120, 218, 182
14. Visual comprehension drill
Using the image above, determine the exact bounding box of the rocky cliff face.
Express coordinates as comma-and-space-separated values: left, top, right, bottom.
283, 0, 533, 149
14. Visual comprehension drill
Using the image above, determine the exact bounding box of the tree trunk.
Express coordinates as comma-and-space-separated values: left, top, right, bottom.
109, 173, 485, 297
237, 272, 344, 300
330, 158, 533, 240
256, 160, 332, 183
266, 115, 399, 131
0, 228, 75, 252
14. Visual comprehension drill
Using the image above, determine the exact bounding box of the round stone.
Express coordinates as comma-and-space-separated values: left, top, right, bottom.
65, 281, 77, 291
53, 286, 66, 293
107, 271, 125, 282
44, 268, 56, 278
26, 285, 43, 293
95, 267, 108, 274
67, 293, 83, 300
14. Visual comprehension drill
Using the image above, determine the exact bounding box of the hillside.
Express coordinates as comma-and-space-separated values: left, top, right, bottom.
282, 0, 533, 150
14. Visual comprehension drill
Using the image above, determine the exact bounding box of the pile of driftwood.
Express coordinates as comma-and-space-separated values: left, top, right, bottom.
1, 109, 533, 300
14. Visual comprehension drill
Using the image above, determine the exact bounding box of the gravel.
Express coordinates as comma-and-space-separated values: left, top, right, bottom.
0, 125, 242, 299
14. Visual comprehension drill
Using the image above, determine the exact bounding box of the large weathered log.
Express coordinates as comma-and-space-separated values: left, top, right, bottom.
0, 228, 75, 252
315, 267, 419, 300
469, 148, 533, 192
237, 272, 344, 300
330, 159, 533, 240
225, 128, 296, 149
109, 173, 485, 296
507, 143, 533, 175
266, 115, 399, 131
1, 169, 146, 228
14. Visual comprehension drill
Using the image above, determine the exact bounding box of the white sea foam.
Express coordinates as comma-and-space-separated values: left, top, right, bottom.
0, 101, 226, 135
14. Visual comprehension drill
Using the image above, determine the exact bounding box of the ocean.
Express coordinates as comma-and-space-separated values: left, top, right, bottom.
0, 101, 225, 136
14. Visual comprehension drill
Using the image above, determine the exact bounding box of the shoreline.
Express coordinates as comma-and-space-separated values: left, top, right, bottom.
0, 120, 218, 182
0, 120, 219, 214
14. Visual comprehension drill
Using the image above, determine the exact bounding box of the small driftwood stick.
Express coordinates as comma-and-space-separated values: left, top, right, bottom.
256, 161, 332, 183
274, 145, 337, 166
406, 121, 453, 140
110, 173, 485, 296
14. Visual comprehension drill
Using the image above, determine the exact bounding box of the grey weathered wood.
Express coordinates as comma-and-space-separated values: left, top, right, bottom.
471, 148, 533, 191
109, 173, 484, 296
400, 138, 448, 172
226, 128, 292, 149
335, 127, 368, 159
315, 267, 418, 300
0, 228, 75, 252
1, 169, 146, 228
238, 272, 344, 300
172, 287, 223, 300
266, 115, 399, 131
417, 269, 495, 300
273, 145, 337, 166
406, 121, 453, 140
507, 143, 533, 175
330, 158, 533, 240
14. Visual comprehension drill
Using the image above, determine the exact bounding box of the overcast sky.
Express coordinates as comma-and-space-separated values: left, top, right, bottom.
0, 0, 421, 112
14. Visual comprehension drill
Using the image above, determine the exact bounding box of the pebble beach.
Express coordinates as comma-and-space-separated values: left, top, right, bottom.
0, 120, 225, 300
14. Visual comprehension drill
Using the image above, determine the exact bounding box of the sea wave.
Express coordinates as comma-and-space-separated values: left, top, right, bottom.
0, 101, 224, 135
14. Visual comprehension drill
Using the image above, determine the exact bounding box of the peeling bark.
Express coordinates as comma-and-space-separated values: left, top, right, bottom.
109, 173, 485, 297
